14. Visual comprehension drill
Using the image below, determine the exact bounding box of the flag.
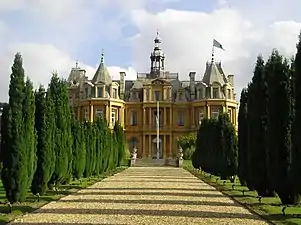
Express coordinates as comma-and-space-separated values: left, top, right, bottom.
213, 39, 225, 51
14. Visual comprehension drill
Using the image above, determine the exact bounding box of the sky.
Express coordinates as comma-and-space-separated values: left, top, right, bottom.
0, 0, 301, 101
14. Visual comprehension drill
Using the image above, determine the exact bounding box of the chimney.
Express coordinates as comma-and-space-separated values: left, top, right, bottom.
120, 72, 126, 100
189, 72, 196, 100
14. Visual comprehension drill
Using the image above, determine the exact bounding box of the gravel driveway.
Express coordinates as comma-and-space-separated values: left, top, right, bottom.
10, 167, 269, 225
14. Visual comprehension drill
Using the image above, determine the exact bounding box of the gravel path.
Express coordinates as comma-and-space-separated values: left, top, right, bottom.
10, 167, 269, 225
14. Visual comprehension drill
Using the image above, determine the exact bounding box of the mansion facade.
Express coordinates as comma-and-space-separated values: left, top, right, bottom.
67, 33, 238, 159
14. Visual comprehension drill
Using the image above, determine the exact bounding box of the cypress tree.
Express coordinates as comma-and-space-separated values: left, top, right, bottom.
266, 50, 298, 204
1, 53, 27, 203
72, 119, 86, 179
31, 86, 56, 195
218, 113, 238, 180
249, 56, 274, 196
114, 122, 125, 167
0, 103, 9, 160
23, 78, 37, 190
238, 88, 248, 186
292, 31, 301, 194
48, 74, 72, 186
84, 121, 93, 177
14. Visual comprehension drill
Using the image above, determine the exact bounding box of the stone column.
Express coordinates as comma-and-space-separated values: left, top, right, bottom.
149, 107, 152, 128
164, 107, 166, 126
120, 107, 124, 128
169, 107, 172, 126
163, 135, 166, 159
143, 107, 146, 128
142, 135, 146, 157
148, 135, 152, 158
105, 104, 109, 123
169, 135, 173, 158
108, 103, 112, 127
90, 103, 94, 122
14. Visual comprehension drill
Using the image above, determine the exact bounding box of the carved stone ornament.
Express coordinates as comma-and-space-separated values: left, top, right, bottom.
178, 146, 183, 160
131, 147, 138, 159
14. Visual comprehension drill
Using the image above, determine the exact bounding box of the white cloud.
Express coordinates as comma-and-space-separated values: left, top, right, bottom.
129, 7, 301, 100
0, 0, 301, 103
0, 42, 136, 101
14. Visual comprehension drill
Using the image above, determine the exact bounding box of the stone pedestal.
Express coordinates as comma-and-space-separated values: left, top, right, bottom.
177, 159, 184, 168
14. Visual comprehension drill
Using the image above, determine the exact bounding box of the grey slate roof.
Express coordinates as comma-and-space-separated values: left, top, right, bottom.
202, 61, 228, 86
91, 51, 112, 84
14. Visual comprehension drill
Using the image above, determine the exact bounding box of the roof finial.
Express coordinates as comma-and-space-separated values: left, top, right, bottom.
101, 49, 104, 64
75, 60, 79, 68
211, 46, 215, 63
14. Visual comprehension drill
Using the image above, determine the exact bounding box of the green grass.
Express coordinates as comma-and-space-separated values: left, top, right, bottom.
0, 166, 127, 224
183, 160, 301, 225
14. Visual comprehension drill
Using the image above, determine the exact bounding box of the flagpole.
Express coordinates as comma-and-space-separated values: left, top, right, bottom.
211, 39, 215, 63
156, 100, 160, 160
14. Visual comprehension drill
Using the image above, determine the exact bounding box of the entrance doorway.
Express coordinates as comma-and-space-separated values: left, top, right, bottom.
152, 137, 163, 159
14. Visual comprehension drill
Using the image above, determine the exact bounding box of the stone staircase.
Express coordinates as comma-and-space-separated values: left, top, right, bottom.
133, 158, 177, 167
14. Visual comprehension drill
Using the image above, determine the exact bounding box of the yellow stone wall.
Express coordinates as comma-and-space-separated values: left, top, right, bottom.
69, 83, 238, 159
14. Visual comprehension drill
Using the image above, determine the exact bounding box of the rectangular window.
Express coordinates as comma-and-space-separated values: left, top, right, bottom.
199, 111, 204, 125
113, 88, 117, 98
211, 107, 219, 119
84, 108, 89, 121
97, 87, 103, 98
85, 88, 89, 98
95, 108, 104, 118
178, 111, 184, 126
213, 88, 219, 98
154, 91, 160, 101
227, 89, 231, 99
130, 111, 137, 126
111, 110, 116, 126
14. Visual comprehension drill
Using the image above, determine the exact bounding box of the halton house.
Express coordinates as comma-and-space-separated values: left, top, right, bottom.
67, 32, 238, 160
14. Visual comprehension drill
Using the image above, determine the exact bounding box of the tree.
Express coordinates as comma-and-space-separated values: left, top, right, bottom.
266, 50, 298, 204
114, 122, 126, 167
1, 53, 27, 203
23, 78, 37, 191
71, 119, 86, 179
177, 133, 196, 160
292, 31, 301, 195
31, 87, 56, 195
238, 88, 248, 186
218, 113, 238, 180
48, 74, 72, 186
247, 56, 274, 197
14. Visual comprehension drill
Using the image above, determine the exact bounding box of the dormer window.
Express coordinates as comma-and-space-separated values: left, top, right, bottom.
113, 88, 117, 98
213, 87, 219, 98
97, 87, 103, 98
154, 91, 160, 101
179, 92, 183, 100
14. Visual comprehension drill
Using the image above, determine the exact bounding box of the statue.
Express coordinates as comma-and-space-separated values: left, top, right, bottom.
178, 146, 183, 160
131, 147, 137, 159
177, 145, 184, 168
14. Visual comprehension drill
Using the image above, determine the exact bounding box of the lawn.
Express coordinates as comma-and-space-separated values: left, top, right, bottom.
183, 160, 301, 225
0, 166, 126, 224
